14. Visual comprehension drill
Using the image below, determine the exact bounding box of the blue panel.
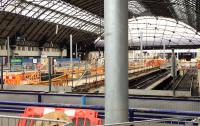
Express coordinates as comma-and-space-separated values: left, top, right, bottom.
56, 58, 80, 62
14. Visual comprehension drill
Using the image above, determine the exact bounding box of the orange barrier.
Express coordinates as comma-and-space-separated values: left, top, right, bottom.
145, 59, 167, 67
18, 107, 102, 126
197, 63, 200, 69
23, 72, 40, 84
3, 74, 23, 85
3, 72, 40, 85
3, 71, 68, 86
4, 63, 153, 85
56, 66, 104, 78
90, 66, 104, 75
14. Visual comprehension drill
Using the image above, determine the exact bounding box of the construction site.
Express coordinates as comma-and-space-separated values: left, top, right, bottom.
1, 0, 200, 126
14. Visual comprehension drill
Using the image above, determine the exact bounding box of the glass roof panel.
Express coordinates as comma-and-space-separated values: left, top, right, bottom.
128, 0, 146, 15
2, 0, 103, 34
95, 16, 200, 47
129, 16, 200, 46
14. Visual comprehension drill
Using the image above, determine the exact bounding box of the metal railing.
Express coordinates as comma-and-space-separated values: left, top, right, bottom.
0, 115, 72, 126
102, 117, 198, 126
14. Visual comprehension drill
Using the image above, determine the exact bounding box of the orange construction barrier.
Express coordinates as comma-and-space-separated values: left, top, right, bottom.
3, 74, 22, 85
197, 63, 200, 69
18, 107, 102, 126
3, 72, 41, 85
145, 59, 166, 67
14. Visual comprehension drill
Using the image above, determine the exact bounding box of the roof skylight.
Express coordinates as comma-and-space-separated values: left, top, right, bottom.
1, 0, 103, 34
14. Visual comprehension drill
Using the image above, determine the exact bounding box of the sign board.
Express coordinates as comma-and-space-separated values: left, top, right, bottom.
11, 58, 22, 65
33, 59, 37, 64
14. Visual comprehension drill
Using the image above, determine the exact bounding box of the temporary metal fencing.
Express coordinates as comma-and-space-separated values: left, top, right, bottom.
0, 115, 72, 126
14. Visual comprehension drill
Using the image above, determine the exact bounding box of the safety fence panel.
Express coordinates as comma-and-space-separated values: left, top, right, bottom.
0, 115, 72, 126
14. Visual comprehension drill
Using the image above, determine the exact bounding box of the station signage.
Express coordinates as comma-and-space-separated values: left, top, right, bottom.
11, 58, 22, 65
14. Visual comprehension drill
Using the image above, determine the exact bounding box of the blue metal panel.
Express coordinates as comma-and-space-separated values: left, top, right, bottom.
56, 58, 80, 62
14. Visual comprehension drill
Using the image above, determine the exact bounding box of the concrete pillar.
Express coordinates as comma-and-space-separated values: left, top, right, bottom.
171, 49, 177, 78
104, 0, 128, 124
163, 43, 166, 59
171, 49, 176, 96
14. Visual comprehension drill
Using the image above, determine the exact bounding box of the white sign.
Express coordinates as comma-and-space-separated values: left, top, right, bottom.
33, 59, 37, 64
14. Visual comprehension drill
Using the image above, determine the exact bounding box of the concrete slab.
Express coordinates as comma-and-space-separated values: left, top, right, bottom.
129, 89, 191, 97
3, 85, 72, 92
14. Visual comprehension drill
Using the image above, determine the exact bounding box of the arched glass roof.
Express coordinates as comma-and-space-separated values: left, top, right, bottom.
1, 0, 103, 34
128, 16, 200, 47
95, 16, 200, 48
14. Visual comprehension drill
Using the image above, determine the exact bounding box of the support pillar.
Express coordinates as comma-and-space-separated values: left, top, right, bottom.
163, 43, 166, 59
70, 34, 73, 65
48, 57, 52, 92
198, 68, 200, 94
132, 50, 134, 61
177, 51, 179, 60
104, 0, 128, 124
1, 58, 3, 90
39, 47, 43, 58
140, 32, 143, 61
60, 48, 63, 58
10, 45, 16, 59
76, 43, 78, 59
171, 49, 177, 95
171, 49, 177, 78
7, 37, 10, 69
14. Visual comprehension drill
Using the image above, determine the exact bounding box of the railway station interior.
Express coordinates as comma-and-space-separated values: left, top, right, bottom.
1, 0, 200, 126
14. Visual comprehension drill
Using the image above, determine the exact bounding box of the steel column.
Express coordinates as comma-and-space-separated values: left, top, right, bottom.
177, 52, 179, 60
163, 43, 166, 59
48, 57, 52, 92
70, 34, 73, 65
7, 37, 10, 69
104, 0, 128, 124
132, 50, 134, 61
140, 32, 143, 60
76, 43, 78, 59
1, 58, 3, 90
171, 49, 176, 95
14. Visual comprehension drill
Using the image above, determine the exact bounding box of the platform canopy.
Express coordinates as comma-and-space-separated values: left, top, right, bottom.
0, 0, 200, 50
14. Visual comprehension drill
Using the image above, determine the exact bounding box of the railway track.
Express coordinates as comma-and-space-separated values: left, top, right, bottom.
175, 69, 196, 91
164, 75, 182, 90
128, 67, 158, 77
129, 69, 170, 89
73, 68, 160, 92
